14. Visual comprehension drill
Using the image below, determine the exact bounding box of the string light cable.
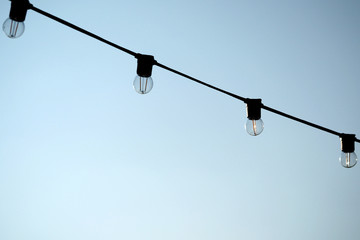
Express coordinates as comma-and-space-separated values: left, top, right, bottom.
2, 0, 359, 168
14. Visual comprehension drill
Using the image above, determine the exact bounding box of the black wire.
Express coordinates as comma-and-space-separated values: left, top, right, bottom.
28, 5, 359, 144
155, 62, 360, 143
262, 105, 342, 136
155, 62, 247, 102
29, 5, 137, 57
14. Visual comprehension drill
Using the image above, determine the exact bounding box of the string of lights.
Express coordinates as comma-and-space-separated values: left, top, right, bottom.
3, 0, 359, 168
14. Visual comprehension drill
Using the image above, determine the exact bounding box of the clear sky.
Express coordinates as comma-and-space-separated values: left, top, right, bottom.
0, 0, 360, 239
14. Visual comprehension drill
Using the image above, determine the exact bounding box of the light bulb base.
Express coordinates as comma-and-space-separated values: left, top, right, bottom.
9, 0, 31, 22
136, 54, 155, 78
246, 98, 262, 120
340, 134, 356, 153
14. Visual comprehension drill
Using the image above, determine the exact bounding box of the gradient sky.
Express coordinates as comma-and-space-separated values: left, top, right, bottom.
1, 0, 360, 239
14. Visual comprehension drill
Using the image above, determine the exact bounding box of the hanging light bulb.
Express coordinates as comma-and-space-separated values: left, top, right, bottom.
3, 18, 25, 38
133, 75, 153, 94
133, 54, 155, 94
3, 0, 30, 39
339, 134, 357, 168
245, 98, 264, 136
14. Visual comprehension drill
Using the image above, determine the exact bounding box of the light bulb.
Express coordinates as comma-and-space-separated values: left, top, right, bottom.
3, 18, 25, 38
245, 98, 263, 136
133, 75, 153, 94
245, 118, 264, 136
339, 152, 357, 168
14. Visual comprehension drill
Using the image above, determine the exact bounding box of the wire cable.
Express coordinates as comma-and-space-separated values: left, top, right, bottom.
154, 62, 247, 102
262, 105, 342, 136
28, 4, 360, 144
29, 5, 137, 57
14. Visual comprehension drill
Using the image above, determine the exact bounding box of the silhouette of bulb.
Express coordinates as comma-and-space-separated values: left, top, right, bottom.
339, 152, 357, 168
245, 119, 264, 136
133, 75, 153, 94
3, 18, 24, 38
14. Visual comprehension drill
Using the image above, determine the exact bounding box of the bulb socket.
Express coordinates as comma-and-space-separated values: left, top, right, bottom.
246, 98, 262, 120
340, 134, 356, 153
9, 0, 30, 22
136, 54, 155, 78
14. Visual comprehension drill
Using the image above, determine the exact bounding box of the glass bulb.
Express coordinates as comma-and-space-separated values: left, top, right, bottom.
245, 119, 264, 136
339, 152, 357, 168
133, 75, 153, 94
3, 18, 25, 38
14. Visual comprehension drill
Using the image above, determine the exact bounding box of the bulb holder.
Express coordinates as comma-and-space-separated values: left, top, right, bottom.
9, 0, 31, 22
340, 134, 356, 153
136, 54, 155, 78
246, 98, 262, 120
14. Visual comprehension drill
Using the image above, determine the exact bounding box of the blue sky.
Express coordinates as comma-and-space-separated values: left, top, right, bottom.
0, 0, 360, 239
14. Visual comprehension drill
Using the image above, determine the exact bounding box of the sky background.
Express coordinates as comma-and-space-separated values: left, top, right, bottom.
0, 0, 360, 239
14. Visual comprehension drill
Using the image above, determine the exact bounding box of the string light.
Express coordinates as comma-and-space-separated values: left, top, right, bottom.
133, 54, 155, 94
245, 99, 264, 136
2, 0, 29, 38
340, 134, 357, 168
2, 0, 359, 168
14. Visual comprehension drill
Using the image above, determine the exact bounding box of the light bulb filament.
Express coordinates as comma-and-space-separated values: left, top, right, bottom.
252, 120, 257, 136
139, 77, 142, 93
9, 20, 19, 38
14, 22, 19, 37
138, 77, 149, 94
346, 153, 350, 168
10, 20, 13, 35
145, 78, 148, 93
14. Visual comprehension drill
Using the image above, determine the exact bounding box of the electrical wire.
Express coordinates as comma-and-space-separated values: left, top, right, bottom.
28, 4, 360, 144
29, 5, 137, 57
